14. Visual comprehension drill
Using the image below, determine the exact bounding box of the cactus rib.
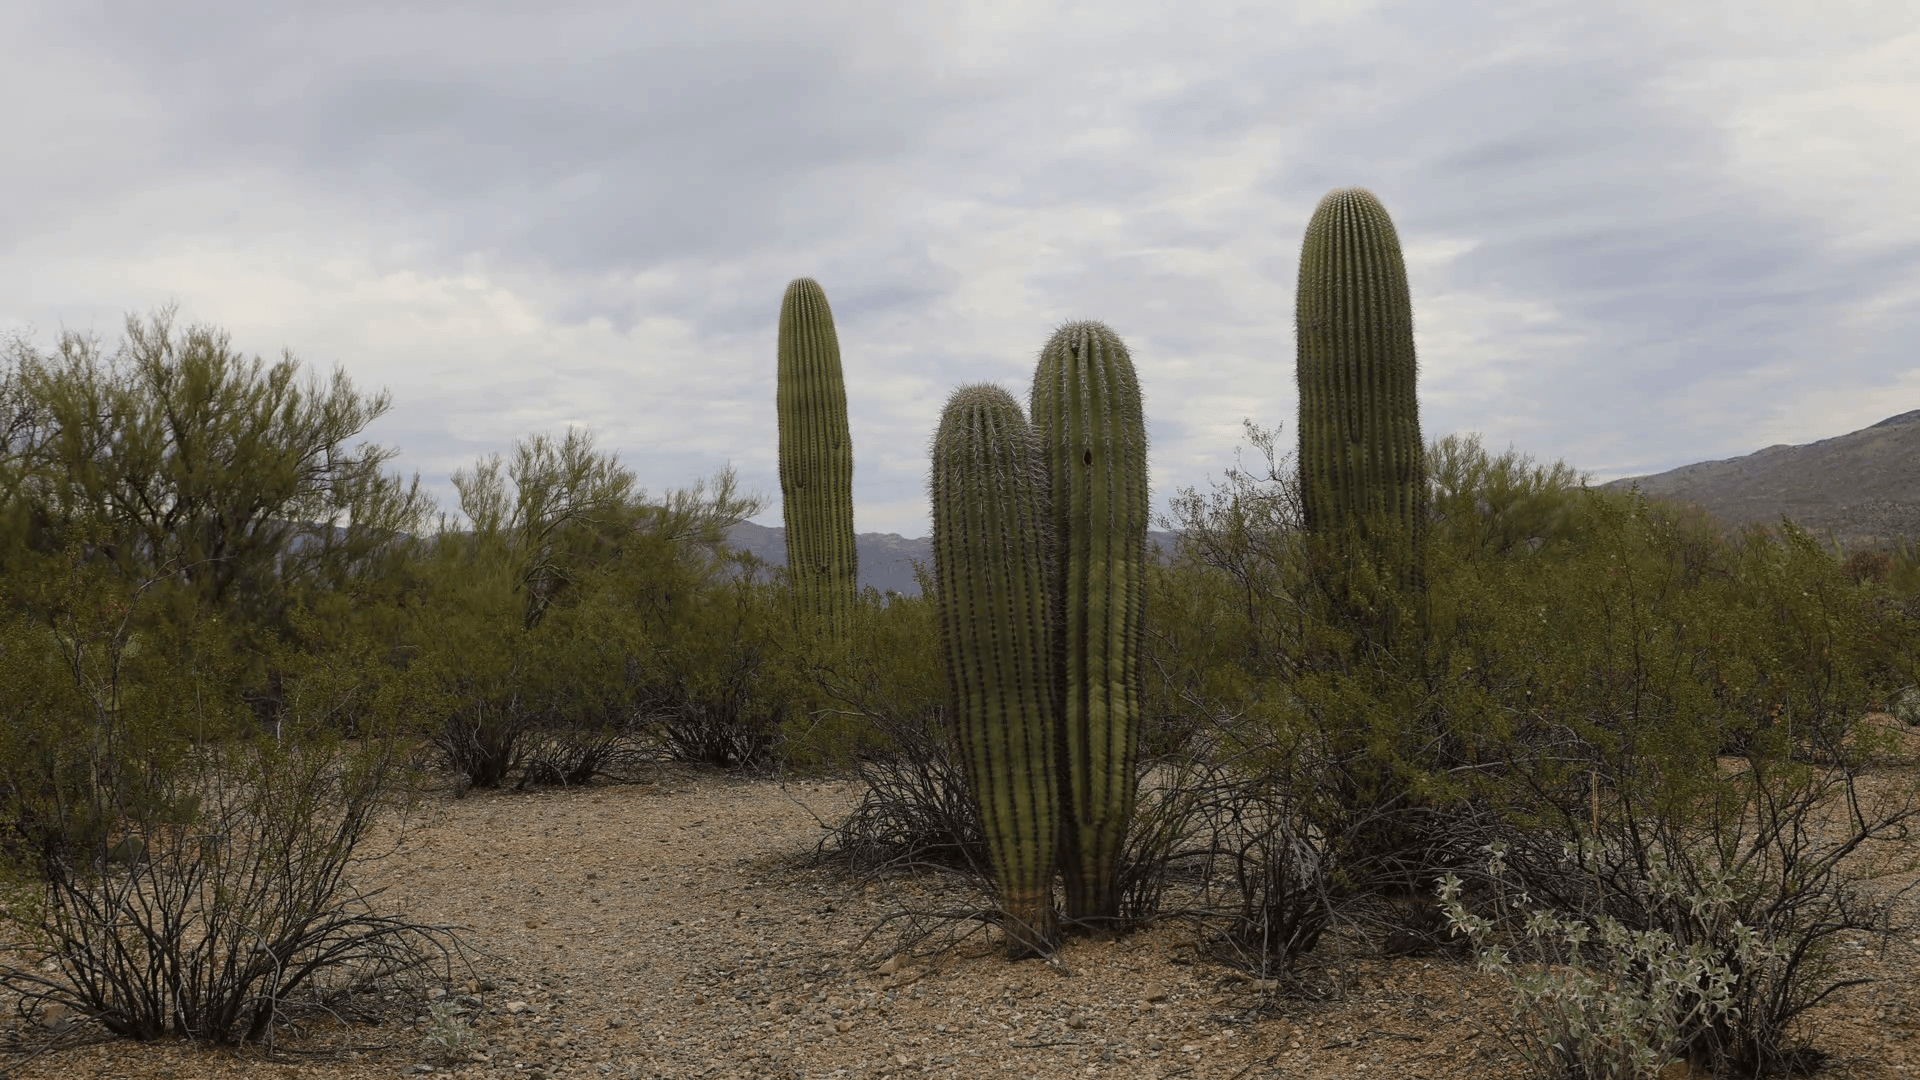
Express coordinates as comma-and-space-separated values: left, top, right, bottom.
776, 277, 858, 635
930, 383, 1061, 956
1031, 320, 1149, 927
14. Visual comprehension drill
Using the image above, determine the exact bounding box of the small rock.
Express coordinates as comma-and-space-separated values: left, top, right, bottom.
693, 992, 707, 1005
1146, 1035, 1166, 1050
1892, 685, 1920, 727
835, 1019, 853, 1033
505, 1001, 531, 1014
38, 1003, 75, 1033
1140, 984, 1168, 1003
1066, 1014, 1088, 1030
427, 987, 446, 1000
607, 1018, 627, 1028
478, 979, 498, 991
1181, 1043, 1201, 1053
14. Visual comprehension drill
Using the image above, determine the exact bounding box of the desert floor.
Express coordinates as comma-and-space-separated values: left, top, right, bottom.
3, 759, 1917, 1080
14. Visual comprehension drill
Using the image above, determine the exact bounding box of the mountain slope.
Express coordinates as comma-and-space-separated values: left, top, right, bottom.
725, 521, 930, 596
1602, 409, 1920, 547
725, 522, 1179, 596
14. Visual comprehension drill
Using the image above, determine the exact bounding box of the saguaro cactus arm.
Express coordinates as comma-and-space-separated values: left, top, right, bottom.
931, 383, 1061, 956
1030, 320, 1149, 927
776, 277, 858, 635
1294, 187, 1428, 600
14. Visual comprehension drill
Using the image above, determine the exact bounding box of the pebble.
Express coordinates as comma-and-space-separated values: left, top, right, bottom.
1140, 984, 1169, 1003
505, 1001, 531, 1014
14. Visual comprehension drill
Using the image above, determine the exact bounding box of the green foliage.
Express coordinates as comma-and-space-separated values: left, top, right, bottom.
1159, 421, 1920, 984
1429, 433, 1589, 558
1295, 187, 1428, 620
420, 429, 770, 784
792, 581, 947, 774
776, 277, 858, 638
1441, 844, 1751, 1080
1031, 320, 1151, 927
930, 383, 1060, 955
0, 306, 428, 624
0, 307, 431, 742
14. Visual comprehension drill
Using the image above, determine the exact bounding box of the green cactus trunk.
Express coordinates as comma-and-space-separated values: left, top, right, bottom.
1294, 188, 1428, 623
930, 384, 1060, 957
1031, 320, 1149, 929
776, 277, 858, 637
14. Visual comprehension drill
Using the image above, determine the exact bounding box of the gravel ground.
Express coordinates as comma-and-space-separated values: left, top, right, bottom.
3, 760, 1917, 1079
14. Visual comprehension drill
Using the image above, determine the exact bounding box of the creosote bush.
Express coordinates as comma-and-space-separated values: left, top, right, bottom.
0, 734, 460, 1045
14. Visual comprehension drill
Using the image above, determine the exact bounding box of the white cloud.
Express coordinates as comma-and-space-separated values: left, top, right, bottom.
2, 0, 1915, 534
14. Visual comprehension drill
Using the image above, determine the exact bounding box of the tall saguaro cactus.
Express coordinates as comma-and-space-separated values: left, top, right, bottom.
930, 384, 1060, 956
1031, 320, 1149, 927
1294, 188, 1428, 605
776, 277, 858, 635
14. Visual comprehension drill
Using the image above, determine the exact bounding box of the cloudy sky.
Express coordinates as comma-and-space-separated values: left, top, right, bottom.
4, 1, 1915, 537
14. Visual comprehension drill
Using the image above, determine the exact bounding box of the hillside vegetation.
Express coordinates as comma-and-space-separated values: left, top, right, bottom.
1605, 409, 1920, 549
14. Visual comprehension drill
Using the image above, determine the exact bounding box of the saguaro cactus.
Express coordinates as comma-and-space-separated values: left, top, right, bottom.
1031, 320, 1149, 927
930, 384, 1060, 956
776, 277, 858, 635
1294, 187, 1427, 602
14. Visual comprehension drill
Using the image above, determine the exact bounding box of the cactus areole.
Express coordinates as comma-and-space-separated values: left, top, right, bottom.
1294, 187, 1428, 600
931, 384, 1061, 956
1031, 320, 1149, 928
776, 277, 858, 636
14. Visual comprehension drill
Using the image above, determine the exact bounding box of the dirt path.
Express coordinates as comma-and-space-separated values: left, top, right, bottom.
6, 764, 1917, 1079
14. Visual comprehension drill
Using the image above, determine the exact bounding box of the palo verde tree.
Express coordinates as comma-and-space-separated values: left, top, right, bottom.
0, 306, 429, 628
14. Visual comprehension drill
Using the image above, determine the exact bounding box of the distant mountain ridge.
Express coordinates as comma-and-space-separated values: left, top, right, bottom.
725, 521, 931, 596
1602, 409, 1920, 548
725, 521, 1178, 597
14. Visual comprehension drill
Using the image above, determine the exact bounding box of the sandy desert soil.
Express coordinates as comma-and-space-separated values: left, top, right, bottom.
3, 756, 1918, 1080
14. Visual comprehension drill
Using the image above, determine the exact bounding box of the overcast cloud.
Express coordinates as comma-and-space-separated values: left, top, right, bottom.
4, 0, 1916, 536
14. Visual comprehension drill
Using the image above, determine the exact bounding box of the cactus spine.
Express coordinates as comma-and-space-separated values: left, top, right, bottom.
930, 384, 1060, 956
776, 277, 858, 635
1031, 321, 1149, 927
1294, 188, 1427, 607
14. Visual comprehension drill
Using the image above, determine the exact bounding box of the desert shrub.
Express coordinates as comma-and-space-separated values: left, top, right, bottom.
1442, 749, 1918, 1080
1420, 489, 1920, 1073
0, 732, 459, 1044
802, 572, 982, 867
1442, 738, 1920, 1076
0, 555, 458, 1045
786, 576, 945, 772
1159, 423, 1920, 988
419, 431, 772, 784
811, 702, 984, 874
1441, 843, 1751, 1080
0, 309, 433, 741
